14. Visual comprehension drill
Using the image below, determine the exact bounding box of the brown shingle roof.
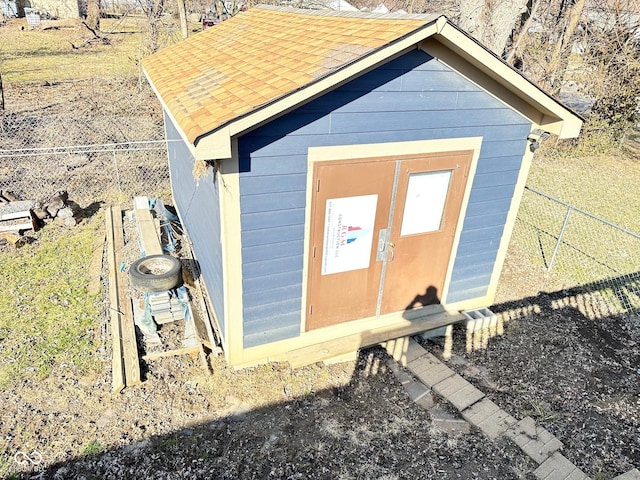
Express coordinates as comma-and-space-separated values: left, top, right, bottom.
142, 6, 438, 143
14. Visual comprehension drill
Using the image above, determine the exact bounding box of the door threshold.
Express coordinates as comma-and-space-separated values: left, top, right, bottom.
287, 308, 465, 368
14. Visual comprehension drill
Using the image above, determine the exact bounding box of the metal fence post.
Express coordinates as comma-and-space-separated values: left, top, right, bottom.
548, 205, 573, 271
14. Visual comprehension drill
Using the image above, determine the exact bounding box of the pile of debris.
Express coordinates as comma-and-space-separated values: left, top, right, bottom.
0, 189, 83, 247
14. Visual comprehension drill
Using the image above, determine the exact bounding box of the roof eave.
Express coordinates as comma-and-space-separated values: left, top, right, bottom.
433, 21, 583, 139
192, 14, 583, 161
142, 65, 200, 159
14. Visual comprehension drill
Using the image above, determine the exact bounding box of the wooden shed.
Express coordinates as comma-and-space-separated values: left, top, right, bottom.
142, 6, 582, 367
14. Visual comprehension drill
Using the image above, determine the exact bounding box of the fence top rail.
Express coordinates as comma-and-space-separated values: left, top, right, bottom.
525, 186, 640, 240
0, 140, 179, 158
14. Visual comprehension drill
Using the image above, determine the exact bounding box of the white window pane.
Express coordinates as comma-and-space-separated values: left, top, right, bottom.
400, 170, 452, 236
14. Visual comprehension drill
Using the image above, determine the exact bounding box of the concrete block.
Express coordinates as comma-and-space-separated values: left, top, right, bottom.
461, 397, 501, 426
534, 452, 588, 480
421, 326, 447, 339
612, 469, 640, 480
407, 352, 455, 388
432, 374, 485, 411
415, 391, 436, 410
393, 368, 414, 386
506, 416, 563, 464
461, 398, 516, 439
404, 380, 431, 402
429, 407, 471, 435
383, 336, 427, 367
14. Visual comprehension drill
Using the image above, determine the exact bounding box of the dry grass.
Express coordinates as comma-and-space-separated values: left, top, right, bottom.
0, 17, 142, 82
0, 15, 196, 83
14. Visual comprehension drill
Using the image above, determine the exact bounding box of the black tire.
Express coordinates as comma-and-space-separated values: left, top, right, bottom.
128, 254, 182, 292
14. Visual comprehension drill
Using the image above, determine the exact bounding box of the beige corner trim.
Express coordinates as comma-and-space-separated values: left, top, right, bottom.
195, 127, 232, 161
483, 144, 536, 306
218, 141, 245, 365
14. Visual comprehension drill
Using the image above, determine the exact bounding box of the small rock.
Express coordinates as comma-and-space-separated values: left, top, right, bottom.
57, 207, 75, 219
64, 216, 77, 227
96, 409, 115, 428
32, 207, 49, 221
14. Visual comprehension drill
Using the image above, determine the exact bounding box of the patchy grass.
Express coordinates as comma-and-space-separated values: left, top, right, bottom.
0, 17, 144, 82
82, 440, 105, 456
0, 217, 102, 390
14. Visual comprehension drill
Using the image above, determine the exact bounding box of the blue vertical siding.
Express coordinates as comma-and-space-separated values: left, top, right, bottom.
165, 113, 225, 336
237, 49, 532, 348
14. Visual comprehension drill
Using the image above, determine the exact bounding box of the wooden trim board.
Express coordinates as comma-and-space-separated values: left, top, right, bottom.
286, 309, 465, 368
133, 196, 163, 256
113, 207, 142, 387
105, 207, 125, 394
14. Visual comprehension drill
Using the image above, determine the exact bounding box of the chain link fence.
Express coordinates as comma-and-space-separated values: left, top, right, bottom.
0, 79, 171, 206
509, 186, 640, 319
0, 142, 171, 206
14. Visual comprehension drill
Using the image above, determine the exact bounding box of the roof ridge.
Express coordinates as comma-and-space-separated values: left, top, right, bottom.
254, 4, 440, 21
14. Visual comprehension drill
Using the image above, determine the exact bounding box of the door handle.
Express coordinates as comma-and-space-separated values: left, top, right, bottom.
388, 242, 395, 262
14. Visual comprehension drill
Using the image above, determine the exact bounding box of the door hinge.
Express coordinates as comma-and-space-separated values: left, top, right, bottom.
313, 246, 316, 258
317, 179, 320, 192
309, 305, 313, 315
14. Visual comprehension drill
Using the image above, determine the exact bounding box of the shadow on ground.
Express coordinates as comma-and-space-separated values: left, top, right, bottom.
10, 349, 531, 480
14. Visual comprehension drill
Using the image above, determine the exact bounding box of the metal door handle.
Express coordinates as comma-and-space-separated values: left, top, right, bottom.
388, 242, 395, 262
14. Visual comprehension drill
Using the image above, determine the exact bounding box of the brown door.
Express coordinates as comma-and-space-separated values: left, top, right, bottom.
306, 151, 472, 331
380, 152, 472, 314
305, 158, 396, 330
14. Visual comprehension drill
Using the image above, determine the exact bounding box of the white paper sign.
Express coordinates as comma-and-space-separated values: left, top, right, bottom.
321, 194, 378, 275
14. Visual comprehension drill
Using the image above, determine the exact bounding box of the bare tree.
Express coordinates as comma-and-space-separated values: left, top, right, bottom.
177, 0, 189, 39
545, 0, 586, 93
142, 0, 167, 55
456, 0, 528, 55
86, 0, 101, 32
505, 0, 541, 65
580, 0, 640, 141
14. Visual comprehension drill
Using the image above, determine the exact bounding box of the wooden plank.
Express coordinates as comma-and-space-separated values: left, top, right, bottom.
141, 346, 201, 361
133, 196, 163, 256
286, 310, 465, 368
0, 210, 31, 221
88, 216, 105, 296
0, 221, 33, 233
112, 206, 142, 387
105, 207, 125, 394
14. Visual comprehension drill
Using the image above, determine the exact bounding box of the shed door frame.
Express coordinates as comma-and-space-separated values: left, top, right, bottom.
301, 137, 483, 334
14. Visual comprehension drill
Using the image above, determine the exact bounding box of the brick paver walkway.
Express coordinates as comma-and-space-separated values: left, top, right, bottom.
382, 336, 639, 480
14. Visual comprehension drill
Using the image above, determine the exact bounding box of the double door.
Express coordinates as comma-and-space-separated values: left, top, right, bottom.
306, 150, 472, 331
